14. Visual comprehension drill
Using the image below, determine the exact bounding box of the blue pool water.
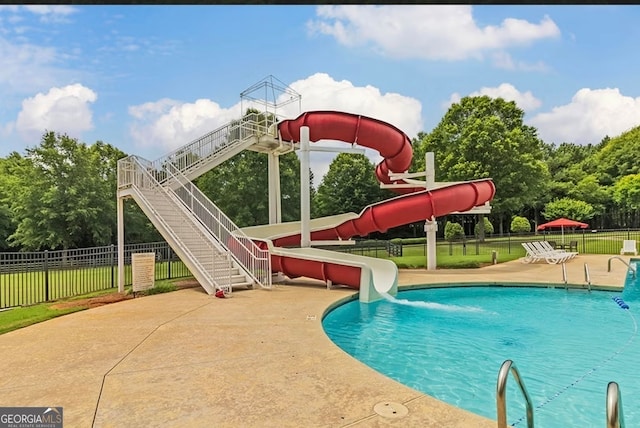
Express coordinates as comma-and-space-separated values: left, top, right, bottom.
323, 262, 640, 427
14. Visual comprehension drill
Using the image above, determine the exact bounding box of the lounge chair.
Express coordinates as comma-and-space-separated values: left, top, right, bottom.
621, 240, 638, 256
521, 242, 567, 264
547, 241, 557, 249
536, 241, 578, 260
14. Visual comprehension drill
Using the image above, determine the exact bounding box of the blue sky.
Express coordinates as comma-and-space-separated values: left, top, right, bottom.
1, 5, 640, 183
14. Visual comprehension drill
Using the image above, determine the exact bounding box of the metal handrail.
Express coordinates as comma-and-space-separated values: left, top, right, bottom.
497, 359, 534, 428
608, 256, 637, 278
151, 112, 278, 180
119, 156, 227, 293
584, 263, 592, 291
162, 162, 271, 288
607, 381, 625, 428
562, 262, 568, 286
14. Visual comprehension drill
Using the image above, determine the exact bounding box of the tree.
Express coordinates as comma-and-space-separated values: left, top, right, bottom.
612, 174, 640, 227
474, 217, 494, 236
196, 150, 304, 227
444, 221, 465, 241
542, 198, 595, 222
592, 126, 640, 186
412, 96, 550, 234
510, 216, 531, 233
9, 132, 129, 250
314, 153, 393, 217
0, 153, 25, 249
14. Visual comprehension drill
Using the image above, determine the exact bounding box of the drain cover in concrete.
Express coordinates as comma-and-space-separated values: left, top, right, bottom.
373, 402, 409, 418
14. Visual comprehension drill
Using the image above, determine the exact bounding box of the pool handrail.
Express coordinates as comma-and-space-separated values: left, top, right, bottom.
607, 381, 625, 428
608, 256, 637, 279
496, 359, 534, 428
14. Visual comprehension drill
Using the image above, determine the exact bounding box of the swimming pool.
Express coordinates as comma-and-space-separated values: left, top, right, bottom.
323, 263, 640, 427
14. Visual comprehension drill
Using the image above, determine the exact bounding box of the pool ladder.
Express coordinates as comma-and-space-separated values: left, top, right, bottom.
496, 360, 626, 428
607, 381, 625, 428
496, 360, 534, 428
561, 262, 592, 291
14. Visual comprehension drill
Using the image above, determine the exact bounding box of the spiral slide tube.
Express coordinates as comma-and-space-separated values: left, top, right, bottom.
246, 111, 496, 301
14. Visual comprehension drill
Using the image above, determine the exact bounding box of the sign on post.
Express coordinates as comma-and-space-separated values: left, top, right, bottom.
132, 252, 155, 292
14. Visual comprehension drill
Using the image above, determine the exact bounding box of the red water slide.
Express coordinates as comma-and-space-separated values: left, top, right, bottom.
263, 111, 496, 289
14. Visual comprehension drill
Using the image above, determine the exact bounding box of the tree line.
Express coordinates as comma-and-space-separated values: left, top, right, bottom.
1, 96, 639, 251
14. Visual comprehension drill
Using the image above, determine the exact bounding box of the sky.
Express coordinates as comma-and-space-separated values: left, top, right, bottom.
1, 5, 640, 185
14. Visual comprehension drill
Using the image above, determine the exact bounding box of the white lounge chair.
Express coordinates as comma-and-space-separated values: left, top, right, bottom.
521, 242, 567, 264
621, 240, 637, 256
536, 241, 578, 260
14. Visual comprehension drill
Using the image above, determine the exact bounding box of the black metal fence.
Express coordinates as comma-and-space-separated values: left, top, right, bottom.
325, 229, 640, 259
0, 242, 190, 309
2, 229, 639, 309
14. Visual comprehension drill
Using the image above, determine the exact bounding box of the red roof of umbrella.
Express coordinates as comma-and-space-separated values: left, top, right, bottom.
537, 217, 589, 231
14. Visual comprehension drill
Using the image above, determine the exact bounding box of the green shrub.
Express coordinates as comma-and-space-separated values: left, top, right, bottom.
444, 221, 465, 241
510, 216, 531, 233
474, 217, 494, 236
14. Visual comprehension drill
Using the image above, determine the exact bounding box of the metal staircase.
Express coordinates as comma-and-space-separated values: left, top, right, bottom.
117, 113, 275, 294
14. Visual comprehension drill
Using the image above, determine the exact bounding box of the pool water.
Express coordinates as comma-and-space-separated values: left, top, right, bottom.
323, 262, 640, 427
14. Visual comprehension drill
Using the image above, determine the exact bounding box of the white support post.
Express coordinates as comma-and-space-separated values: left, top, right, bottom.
425, 152, 435, 188
425, 217, 438, 270
268, 152, 282, 224
425, 152, 437, 270
300, 126, 311, 248
117, 196, 125, 292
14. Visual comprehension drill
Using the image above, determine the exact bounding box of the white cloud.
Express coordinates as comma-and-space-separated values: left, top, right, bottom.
22, 5, 77, 23
491, 51, 550, 72
445, 83, 542, 112
127, 72, 423, 186
0, 37, 61, 92
128, 99, 239, 152
308, 5, 560, 62
282, 73, 422, 137
529, 88, 640, 145
14, 83, 97, 142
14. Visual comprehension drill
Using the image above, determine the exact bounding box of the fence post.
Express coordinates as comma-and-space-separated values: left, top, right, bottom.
110, 244, 115, 288
44, 250, 49, 302
168, 246, 172, 279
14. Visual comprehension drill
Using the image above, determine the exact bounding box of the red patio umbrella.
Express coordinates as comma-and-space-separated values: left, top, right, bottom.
537, 217, 589, 244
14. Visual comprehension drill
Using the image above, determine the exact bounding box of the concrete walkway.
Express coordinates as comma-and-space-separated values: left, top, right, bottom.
0, 255, 632, 427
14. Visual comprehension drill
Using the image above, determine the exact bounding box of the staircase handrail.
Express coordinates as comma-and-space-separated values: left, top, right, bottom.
162, 162, 271, 288
148, 112, 278, 180
119, 156, 228, 292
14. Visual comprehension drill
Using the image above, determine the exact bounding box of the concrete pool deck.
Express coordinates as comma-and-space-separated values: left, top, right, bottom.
0, 254, 632, 427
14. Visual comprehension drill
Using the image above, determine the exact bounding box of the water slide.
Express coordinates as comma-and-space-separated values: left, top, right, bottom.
241, 111, 496, 301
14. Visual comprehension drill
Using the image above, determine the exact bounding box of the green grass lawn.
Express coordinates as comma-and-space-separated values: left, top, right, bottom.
0, 260, 189, 308
0, 280, 179, 335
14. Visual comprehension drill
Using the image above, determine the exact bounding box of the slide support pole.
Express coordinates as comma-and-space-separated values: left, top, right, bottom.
300, 126, 311, 247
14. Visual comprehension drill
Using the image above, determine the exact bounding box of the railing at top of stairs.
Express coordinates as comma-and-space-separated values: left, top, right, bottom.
149, 112, 278, 182
162, 161, 271, 289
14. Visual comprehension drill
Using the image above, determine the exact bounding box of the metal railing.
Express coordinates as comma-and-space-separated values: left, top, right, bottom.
163, 162, 271, 288
607, 381, 625, 428
497, 359, 534, 428
123, 155, 230, 294
608, 256, 637, 278
145, 112, 277, 183
584, 263, 592, 290
0, 242, 190, 309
